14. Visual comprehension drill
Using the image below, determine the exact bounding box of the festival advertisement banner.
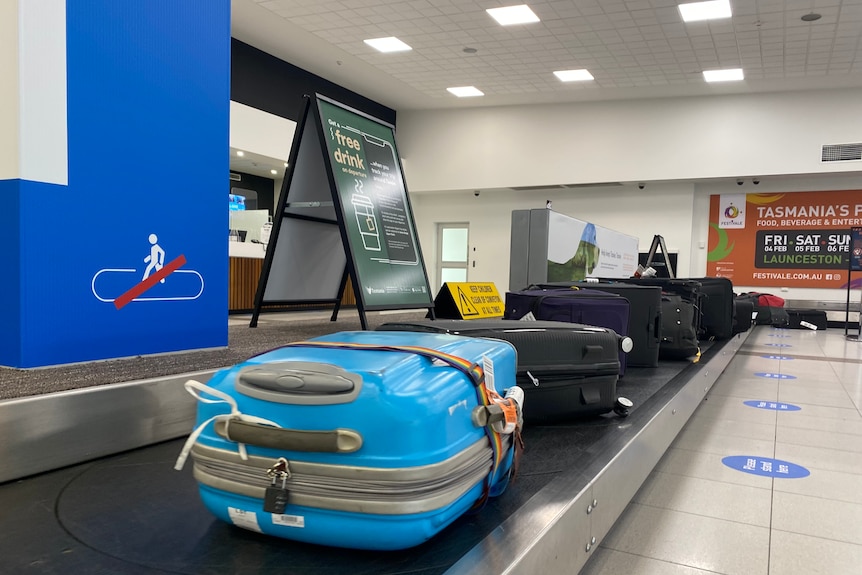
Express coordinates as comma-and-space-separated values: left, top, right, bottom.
707, 190, 862, 288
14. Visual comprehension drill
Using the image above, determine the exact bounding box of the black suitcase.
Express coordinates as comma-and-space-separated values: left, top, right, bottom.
659, 294, 699, 359
607, 278, 704, 337
528, 282, 661, 368
737, 292, 790, 327
376, 319, 626, 422
784, 309, 828, 330
503, 288, 631, 375
689, 277, 734, 340
732, 298, 755, 334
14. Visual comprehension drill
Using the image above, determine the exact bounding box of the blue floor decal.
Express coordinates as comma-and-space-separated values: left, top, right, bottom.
722, 456, 810, 478
754, 372, 797, 379
744, 400, 801, 411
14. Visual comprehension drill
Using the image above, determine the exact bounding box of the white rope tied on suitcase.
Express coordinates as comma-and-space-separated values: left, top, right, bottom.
174, 380, 281, 471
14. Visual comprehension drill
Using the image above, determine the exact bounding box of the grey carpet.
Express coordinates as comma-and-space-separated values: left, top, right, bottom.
0, 311, 426, 401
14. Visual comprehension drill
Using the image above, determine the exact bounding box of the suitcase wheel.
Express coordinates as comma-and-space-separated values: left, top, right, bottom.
613, 396, 633, 418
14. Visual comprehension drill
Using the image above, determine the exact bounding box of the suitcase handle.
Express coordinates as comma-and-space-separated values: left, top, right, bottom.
240, 367, 355, 393
236, 362, 363, 405
215, 419, 363, 453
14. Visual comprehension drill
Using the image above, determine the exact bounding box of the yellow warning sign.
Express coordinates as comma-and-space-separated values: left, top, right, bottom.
445, 282, 504, 319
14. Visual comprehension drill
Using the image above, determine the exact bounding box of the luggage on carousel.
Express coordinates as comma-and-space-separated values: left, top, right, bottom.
784, 308, 828, 330
503, 287, 630, 375
687, 277, 734, 340
658, 294, 700, 359
376, 319, 629, 422
175, 331, 520, 550
609, 278, 705, 338
737, 292, 790, 327
528, 282, 661, 368
732, 298, 755, 334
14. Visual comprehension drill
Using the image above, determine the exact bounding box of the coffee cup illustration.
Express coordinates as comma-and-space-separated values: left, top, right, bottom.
351, 194, 381, 251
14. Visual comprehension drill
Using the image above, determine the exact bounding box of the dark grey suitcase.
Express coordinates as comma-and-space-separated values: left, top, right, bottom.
376, 319, 629, 422
733, 298, 755, 334
503, 288, 631, 375
688, 277, 734, 340
784, 308, 828, 330
528, 282, 662, 367
608, 277, 704, 337
659, 294, 699, 359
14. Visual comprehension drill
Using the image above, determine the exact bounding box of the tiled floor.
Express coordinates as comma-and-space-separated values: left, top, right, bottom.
581, 326, 862, 575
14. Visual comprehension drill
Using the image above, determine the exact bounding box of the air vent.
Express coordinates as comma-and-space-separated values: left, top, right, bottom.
510, 182, 623, 192
229, 172, 242, 181
511, 184, 567, 191
564, 182, 623, 188
822, 143, 862, 162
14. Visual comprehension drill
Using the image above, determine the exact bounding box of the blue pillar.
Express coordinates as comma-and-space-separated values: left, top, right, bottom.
0, 1, 230, 368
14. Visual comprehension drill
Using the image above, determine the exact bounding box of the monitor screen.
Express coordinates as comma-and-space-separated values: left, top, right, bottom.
229, 194, 246, 211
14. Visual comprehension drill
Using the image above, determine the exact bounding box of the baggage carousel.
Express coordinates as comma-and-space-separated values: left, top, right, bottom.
0, 314, 750, 575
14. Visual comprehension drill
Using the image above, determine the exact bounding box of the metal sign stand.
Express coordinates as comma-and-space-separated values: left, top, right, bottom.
844, 227, 861, 341
643, 235, 675, 278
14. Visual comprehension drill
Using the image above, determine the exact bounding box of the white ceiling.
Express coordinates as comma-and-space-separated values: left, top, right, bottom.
232, 0, 862, 112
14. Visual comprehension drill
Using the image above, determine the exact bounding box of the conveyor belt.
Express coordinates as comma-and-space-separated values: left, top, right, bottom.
0, 337, 744, 575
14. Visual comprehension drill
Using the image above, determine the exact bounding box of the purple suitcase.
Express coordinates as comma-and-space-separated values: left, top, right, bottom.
504, 288, 630, 375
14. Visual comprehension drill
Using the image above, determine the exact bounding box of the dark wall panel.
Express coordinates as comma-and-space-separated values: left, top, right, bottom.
231, 39, 396, 125
229, 171, 275, 216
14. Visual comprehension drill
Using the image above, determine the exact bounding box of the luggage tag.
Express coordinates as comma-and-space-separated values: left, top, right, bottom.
482, 355, 495, 394
264, 457, 291, 514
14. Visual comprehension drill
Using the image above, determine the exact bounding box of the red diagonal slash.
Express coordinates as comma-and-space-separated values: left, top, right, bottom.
114, 254, 187, 310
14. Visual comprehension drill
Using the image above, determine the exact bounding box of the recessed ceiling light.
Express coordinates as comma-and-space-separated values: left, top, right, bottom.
236, 150, 245, 157
447, 86, 484, 97
270, 169, 277, 175
801, 12, 822, 22
554, 69, 595, 82
283, 162, 288, 167
364, 37, 412, 53
487, 5, 540, 26
703, 68, 744, 82
679, 0, 731, 23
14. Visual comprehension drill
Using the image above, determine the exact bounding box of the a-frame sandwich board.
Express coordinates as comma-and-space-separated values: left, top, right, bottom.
250, 94, 433, 329
643, 234, 676, 278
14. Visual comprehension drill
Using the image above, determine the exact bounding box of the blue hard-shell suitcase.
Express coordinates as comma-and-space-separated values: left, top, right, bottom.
176, 331, 519, 550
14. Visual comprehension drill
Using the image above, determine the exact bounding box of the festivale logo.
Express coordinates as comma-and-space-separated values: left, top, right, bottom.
719, 194, 746, 229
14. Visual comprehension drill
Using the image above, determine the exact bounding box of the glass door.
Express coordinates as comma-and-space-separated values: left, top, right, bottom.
436, 223, 469, 291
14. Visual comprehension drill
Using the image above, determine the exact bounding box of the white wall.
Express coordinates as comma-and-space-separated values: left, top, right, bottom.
400, 87, 862, 304
0, 1, 18, 181
398, 89, 862, 193
411, 174, 862, 303
412, 183, 696, 294
229, 101, 295, 160
18, 0, 67, 186
1, 1, 68, 185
